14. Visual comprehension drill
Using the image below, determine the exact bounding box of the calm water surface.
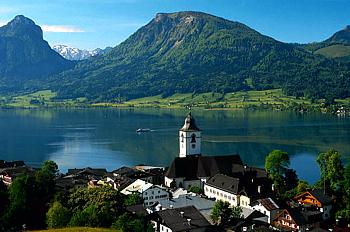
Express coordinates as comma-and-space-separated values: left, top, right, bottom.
0, 108, 349, 183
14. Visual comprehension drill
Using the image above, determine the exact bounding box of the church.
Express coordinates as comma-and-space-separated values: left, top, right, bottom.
164, 113, 269, 191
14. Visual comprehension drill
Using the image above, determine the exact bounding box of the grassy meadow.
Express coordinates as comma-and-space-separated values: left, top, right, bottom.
1, 89, 349, 112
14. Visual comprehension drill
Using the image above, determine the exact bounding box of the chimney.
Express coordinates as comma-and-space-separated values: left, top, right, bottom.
170, 205, 173, 209
187, 218, 191, 225
180, 211, 184, 217
258, 185, 261, 194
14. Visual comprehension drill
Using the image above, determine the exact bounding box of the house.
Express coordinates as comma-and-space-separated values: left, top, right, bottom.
293, 189, 332, 220
0, 166, 35, 186
121, 179, 170, 207
152, 194, 216, 220
55, 175, 89, 192
134, 165, 167, 185
106, 173, 133, 191
230, 209, 270, 232
251, 198, 280, 223
204, 174, 241, 206
0, 160, 26, 169
272, 207, 323, 231
204, 173, 272, 208
148, 205, 220, 232
66, 167, 107, 180
111, 166, 155, 184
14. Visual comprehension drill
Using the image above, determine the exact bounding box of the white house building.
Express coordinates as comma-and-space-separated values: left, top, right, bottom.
121, 179, 170, 207
251, 198, 280, 223
204, 173, 273, 210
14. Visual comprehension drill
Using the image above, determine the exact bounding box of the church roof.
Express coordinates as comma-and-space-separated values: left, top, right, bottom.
165, 155, 243, 179
180, 112, 201, 132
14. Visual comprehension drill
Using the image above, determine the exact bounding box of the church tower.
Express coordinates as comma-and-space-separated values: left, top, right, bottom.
179, 112, 202, 158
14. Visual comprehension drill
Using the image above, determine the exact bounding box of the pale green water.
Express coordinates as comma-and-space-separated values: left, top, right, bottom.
0, 108, 349, 183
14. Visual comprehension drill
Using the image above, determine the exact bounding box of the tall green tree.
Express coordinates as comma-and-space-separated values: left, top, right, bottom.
3, 174, 38, 229
265, 150, 291, 197
316, 149, 344, 193
335, 161, 350, 221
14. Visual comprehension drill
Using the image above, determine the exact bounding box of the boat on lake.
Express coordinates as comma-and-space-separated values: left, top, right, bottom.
136, 128, 151, 133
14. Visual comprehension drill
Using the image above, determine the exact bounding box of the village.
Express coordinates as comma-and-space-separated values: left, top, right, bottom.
0, 113, 348, 232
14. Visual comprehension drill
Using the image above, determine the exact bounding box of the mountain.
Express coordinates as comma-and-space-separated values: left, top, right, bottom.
325, 25, 350, 44
52, 11, 349, 102
0, 15, 74, 94
303, 26, 350, 59
52, 45, 112, 60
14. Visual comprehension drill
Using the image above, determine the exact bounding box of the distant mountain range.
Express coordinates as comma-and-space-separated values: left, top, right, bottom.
52, 45, 112, 60
0, 13, 349, 102
0, 15, 74, 94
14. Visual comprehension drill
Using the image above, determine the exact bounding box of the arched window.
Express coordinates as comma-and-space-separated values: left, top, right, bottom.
191, 133, 196, 143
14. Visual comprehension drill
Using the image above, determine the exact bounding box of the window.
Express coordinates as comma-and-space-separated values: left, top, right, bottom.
192, 144, 196, 149
181, 134, 184, 142
191, 134, 196, 143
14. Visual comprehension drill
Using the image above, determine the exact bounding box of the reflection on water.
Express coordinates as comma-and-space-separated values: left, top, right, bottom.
0, 108, 349, 183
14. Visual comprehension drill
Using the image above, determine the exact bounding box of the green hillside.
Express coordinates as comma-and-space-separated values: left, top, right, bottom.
50, 12, 350, 103
315, 44, 350, 58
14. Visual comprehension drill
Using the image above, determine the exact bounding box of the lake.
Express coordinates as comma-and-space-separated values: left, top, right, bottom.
0, 108, 349, 184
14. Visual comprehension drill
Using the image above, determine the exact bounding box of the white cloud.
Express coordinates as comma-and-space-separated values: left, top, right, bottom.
41, 25, 85, 33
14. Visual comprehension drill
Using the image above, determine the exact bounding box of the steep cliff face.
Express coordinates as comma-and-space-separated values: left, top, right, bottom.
0, 15, 74, 93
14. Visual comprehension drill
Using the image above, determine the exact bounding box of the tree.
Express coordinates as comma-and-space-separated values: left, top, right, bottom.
0, 181, 8, 218
211, 200, 242, 225
316, 149, 344, 193
3, 174, 37, 230
265, 150, 290, 177
336, 161, 350, 221
124, 193, 143, 207
112, 213, 143, 232
46, 201, 70, 228
265, 150, 291, 197
285, 169, 299, 190
68, 186, 124, 227
188, 186, 203, 194
295, 180, 310, 196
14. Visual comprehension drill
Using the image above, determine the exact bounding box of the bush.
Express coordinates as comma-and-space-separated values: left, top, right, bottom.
46, 201, 70, 228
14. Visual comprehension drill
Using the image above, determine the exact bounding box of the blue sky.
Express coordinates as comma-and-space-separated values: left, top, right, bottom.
0, 0, 349, 50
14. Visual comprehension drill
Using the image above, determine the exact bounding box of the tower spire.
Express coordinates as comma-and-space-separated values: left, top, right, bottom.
179, 112, 202, 158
